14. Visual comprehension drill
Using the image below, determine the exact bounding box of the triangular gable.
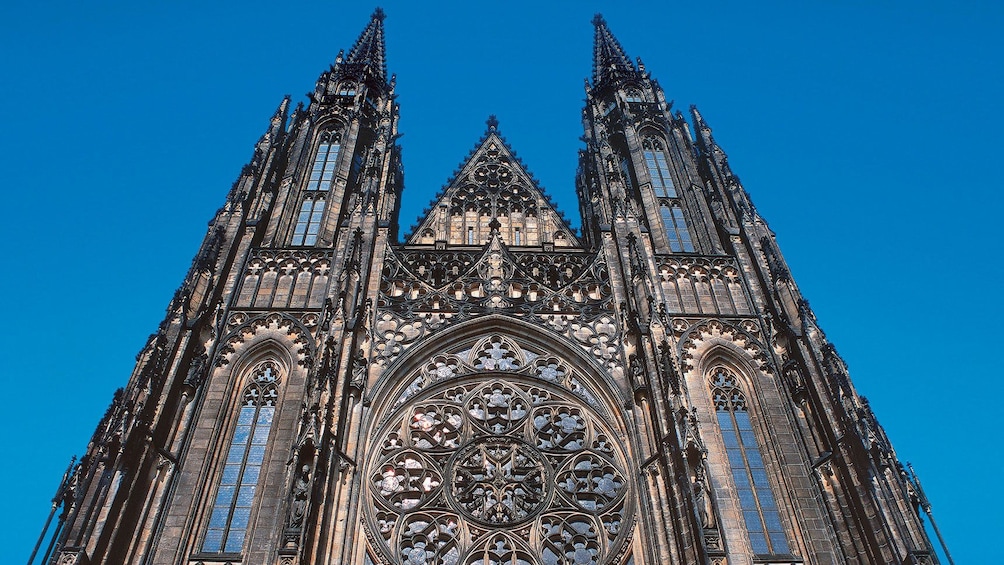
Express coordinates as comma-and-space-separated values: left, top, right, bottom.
406, 120, 580, 249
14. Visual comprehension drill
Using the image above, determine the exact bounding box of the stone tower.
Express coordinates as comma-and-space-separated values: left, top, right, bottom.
38, 11, 946, 565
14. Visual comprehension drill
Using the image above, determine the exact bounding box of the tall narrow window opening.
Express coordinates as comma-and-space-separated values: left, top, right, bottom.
661, 204, 694, 253
643, 139, 676, 198
292, 196, 325, 246
306, 133, 341, 192
710, 367, 789, 555
203, 362, 280, 554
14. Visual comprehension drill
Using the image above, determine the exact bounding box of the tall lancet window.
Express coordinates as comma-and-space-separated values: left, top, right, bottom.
644, 137, 694, 252
292, 195, 325, 246
643, 139, 676, 198
710, 367, 789, 555
306, 132, 341, 192
202, 361, 280, 554
292, 131, 339, 246
661, 204, 694, 253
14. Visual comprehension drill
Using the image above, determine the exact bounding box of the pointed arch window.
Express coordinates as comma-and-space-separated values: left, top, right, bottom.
202, 362, 280, 554
643, 139, 676, 198
292, 195, 325, 246
306, 133, 341, 192
710, 367, 789, 555
661, 204, 694, 253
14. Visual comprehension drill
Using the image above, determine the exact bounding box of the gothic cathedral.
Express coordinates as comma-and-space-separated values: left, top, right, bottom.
40, 11, 944, 565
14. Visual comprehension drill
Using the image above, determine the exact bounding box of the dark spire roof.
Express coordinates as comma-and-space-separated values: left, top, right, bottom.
591, 14, 636, 87
346, 8, 388, 83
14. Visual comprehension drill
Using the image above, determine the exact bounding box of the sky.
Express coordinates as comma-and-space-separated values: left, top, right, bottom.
2, 1, 1000, 563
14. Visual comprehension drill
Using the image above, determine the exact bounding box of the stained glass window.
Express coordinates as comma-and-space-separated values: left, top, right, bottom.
292, 196, 325, 246
661, 204, 694, 253
367, 371, 633, 565
306, 134, 341, 192
643, 139, 676, 198
202, 362, 279, 554
710, 367, 789, 555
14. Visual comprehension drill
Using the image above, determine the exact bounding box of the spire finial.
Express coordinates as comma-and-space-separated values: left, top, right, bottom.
345, 8, 389, 83
486, 114, 499, 131
590, 14, 636, 88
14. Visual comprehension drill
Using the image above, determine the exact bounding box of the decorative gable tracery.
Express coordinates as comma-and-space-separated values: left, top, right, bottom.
375, 241, 621, 376
406, 122, 578, 248
216, 312, 317, 369
386, 334, 603, 416
656, 256, 752, 316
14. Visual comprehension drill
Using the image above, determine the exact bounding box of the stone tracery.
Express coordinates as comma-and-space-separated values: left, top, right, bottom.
366, 367, 632, 565
376, 247, 623, 379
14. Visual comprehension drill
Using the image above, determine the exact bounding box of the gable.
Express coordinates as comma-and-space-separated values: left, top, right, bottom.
406, 121, 580, 249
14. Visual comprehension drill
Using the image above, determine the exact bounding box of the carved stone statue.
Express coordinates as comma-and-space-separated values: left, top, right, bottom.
694, 466, 716, 529
183, 352, 208, 390
289, 464, 310, 528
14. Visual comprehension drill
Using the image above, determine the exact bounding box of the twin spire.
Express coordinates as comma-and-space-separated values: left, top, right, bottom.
335, 10, 633, 90
328, 10, 639, 242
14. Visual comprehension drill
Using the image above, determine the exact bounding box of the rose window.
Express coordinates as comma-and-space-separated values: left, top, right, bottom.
366, 377, 632, 565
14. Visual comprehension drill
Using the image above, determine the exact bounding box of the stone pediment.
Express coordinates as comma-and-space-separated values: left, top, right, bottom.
406, 118, 579, 249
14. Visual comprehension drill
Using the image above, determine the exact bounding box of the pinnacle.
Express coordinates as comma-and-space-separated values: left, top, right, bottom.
486, 114, 499, 132
690, 105, 709, 128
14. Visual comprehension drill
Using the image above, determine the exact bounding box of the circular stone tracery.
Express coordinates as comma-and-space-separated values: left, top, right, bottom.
366, 377, 633, 565
448, 436, 549, 526
472, 163, 514, 188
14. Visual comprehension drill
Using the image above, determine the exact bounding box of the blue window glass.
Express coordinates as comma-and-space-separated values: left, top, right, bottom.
292, 197, 325, 246
661, 205, 695, 253
202, 362, 280, 554
306, 135, 341, 192
643, 139, 676, 198
710, 367, 790, 555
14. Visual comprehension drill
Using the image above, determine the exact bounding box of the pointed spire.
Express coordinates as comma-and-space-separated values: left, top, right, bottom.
689, 105, 716, 153
271, 95, 291, 127
249, 95, 291, 171
346, 8, 388, 82
591, 14, 636, 87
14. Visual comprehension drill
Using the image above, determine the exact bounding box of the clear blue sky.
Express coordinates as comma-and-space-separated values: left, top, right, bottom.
2, 1, 999, 562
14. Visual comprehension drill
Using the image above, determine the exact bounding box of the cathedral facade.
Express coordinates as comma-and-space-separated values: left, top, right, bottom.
40, 11, 943, 565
